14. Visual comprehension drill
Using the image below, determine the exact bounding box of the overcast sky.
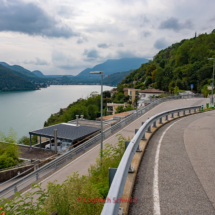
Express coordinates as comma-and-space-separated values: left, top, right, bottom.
0, 0, 214, 75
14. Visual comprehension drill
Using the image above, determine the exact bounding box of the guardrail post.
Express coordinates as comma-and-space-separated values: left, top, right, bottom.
194, 108, 196, 113
141, 122, 147, 140
153, 121, 157, 128
171, 113, 174, 118
183, 110, 186, 115
125, 141, 134, 173
178, 111, 180, 116
189, 109, 191, 114
135, 129, 142, 152
147, 125, 152, 133
36, 173, 39, 181
109, 168, 117, 188
14, 186, 17, 193
159, 117, 162, 124
166, 114, 168, 120
55, 162, 57, 169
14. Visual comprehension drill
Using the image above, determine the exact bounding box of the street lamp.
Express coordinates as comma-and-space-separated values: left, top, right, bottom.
90, 71, 104, 159
208, 58, 215, 107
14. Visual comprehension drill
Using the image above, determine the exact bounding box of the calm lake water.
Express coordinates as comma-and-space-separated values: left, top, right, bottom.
0, 85, 113, 139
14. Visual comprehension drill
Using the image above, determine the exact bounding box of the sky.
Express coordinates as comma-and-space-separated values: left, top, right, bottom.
0, 0, 214, 76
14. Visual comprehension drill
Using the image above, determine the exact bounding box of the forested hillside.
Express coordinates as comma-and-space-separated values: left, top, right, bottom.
0, 65, 36, 91
121, 31, 215, 92
103, 70, 133, 86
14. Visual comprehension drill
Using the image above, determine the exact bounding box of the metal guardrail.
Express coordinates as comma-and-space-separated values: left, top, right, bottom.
0, 94, 203, 199
101, 104, 202, 215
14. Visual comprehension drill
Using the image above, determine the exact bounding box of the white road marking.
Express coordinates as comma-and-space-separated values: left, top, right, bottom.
153, 118, 183, 215
22, 104, 160, 195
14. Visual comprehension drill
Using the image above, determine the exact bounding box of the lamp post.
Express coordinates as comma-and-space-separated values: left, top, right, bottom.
208, 58, 215, 107
90, 71, 103, 159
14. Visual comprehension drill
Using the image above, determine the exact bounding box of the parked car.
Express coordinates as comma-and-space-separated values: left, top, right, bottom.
45, 140, 62, 151
45, 140, 72, 152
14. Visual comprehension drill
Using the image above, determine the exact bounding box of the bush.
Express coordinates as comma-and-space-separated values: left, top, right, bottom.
0, 134, 129, 214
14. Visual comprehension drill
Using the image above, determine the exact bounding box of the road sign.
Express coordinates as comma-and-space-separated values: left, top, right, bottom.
190, 84, 193, 90
207, 86, 214, 90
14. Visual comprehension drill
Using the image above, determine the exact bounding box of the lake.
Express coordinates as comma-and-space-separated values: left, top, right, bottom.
0, 85, 113, 139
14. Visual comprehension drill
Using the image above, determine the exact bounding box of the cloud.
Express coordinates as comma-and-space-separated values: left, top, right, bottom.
23, 58, 48, 65
159, 17, 193, 32
77, 36, 88, 44
142, 31, 151, 37
116, 50, 137, 58
97, 43, 111, 49
57, 65, 75, 70
83, 49, 100, 59
52, 51, 67, 62
154, 37, 169, 50
118, 43, 124, 47
140, 15, 150, 27
0, 0, 79, 38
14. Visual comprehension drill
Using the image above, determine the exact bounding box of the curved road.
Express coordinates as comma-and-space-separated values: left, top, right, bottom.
129, 110, 215, 215
0, 98, 209, 194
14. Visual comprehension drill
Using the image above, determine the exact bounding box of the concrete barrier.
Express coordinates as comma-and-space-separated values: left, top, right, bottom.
0, 165, 34, 182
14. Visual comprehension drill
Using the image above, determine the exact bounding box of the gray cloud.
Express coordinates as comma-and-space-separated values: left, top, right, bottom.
77, 36, 88, 44
140, 15, 149, 27
159, 17, 193, 32
23, 58, 48, 65
154, 37, 169, 50
0, 0, 79, 38
97, 43, 111, 49
116, 50, 137, 58
57, 65, 75, 70
142, 31, 151, 37
83, 49, 100, 58
118, 43, 124, 47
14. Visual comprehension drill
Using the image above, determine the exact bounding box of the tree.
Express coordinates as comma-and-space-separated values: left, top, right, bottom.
201, 84, 210, 98
174, 86, 179, 95
116, 106, 124, 113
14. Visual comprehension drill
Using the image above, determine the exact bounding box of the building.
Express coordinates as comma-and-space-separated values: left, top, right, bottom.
110, 90, 117, 97
107, 102, 129, 115
139, 88, 164, 99
123, 88, 141, 104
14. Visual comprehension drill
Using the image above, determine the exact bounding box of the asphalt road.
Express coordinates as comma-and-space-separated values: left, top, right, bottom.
129, 109, 215, 215
0, 98, 209, 194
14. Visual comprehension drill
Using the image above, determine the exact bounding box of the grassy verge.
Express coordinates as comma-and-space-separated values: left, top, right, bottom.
0, 134, 129, 215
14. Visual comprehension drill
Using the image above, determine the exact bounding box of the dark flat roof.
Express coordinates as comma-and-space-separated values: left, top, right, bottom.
29, 123, 100, 141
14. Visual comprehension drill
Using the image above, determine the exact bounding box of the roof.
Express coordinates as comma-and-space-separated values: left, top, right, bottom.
29, 123, 100, 141
123, 88, 134, 91
98, 112, 132, 120
139, 88, 164, 93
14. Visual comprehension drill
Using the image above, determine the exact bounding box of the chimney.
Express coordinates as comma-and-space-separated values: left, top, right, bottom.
76, 115, 79, 126
80, 115, 84, 120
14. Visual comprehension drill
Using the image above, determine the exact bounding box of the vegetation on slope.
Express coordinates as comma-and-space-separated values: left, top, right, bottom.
120, 31, 215, 93
0, 128, 20, 169
103, 70, 133, 86
0, 135, 127, 215
0, 65, 36, 91
44, 91, 112, 127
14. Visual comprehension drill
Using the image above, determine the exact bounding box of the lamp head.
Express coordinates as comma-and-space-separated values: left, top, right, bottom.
90, 71, 103, 74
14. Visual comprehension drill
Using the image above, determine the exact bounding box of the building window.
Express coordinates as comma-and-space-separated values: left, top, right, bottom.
130, 91, 132, 95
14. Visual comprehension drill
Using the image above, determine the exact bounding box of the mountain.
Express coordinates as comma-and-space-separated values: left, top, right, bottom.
120, 31, 215, 93
46, 75, 74, 78
76, 58, 149, 77
103, 70, 133, 86
0, 62, 36, 78
0, 65, 36, 91
33, 70, 45, 77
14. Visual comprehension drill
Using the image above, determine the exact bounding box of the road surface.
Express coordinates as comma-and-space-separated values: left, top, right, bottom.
129, 110, 215, 215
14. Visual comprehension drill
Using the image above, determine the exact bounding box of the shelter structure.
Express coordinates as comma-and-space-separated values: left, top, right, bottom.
29, 123, 100, 148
